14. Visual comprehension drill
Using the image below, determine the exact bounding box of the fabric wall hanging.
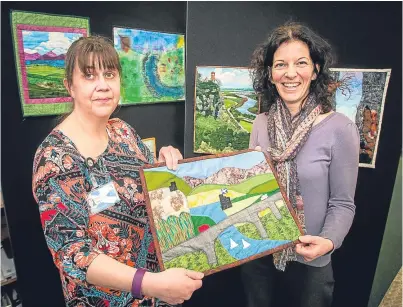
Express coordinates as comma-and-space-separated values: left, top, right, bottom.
113, 27, 185, 105
140, 150, 302, 275
11, 10, 90, 117
143, 137, 157, 160
330, 68, 391, 168
193, 66, 259, 154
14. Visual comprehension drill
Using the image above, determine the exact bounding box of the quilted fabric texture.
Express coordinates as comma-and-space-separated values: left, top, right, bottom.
141, 150, 302, 275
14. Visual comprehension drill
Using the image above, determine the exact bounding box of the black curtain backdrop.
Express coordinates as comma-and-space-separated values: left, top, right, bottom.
184, 2, 402, 307
1, 2, 185, 306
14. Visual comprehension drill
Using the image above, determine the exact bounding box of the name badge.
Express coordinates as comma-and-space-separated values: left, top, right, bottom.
87, 181, 120, 215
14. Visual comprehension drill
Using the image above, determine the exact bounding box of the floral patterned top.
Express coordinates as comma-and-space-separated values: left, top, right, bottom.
32, 118, 171, 307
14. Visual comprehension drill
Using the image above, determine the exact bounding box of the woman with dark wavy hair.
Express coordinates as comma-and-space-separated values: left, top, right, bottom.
240, 22, 359, 307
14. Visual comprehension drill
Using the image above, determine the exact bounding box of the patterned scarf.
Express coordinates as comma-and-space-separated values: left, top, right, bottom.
266, 93, 322, 271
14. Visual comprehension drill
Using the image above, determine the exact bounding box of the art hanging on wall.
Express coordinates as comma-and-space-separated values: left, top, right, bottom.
193, 66, 259, 154
140, 150, 302, 275
329, 68, 391, 168
113, 27, 185, 105
11, 11, 90, 117
143, 137, 157, 160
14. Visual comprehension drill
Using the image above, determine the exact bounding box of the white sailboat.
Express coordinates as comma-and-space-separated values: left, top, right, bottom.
230, 238, 238, 249
242, 239, 250, 249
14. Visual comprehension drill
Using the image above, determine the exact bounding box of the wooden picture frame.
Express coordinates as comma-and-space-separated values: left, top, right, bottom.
139, 149, 303, 276
142, 137, 157, 160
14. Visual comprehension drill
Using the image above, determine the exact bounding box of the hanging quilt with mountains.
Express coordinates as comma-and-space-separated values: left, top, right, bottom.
11, 11, 89, 117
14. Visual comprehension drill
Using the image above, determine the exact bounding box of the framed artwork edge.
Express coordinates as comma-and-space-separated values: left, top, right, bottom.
192, 65, 260, 154
10, 9, 91, 24
139, 148, 304, 275
139, 169, 167, 271
112, 24, 185, 38
203, 239, 299, 277
119, 99, 185, 106
112, 25, 186, 105
368, 69, 392, 169
10, 10, 90, 118
330, 68, 392, 169
142, 137, 157, 160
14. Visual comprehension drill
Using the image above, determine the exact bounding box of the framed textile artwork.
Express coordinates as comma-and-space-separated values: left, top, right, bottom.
113, 27, 185, 105
11, 11, 90, 117
142, 137, 157, 160
193, 66, 259, 154
330, 68, 391, 168
139, 150, 302, 275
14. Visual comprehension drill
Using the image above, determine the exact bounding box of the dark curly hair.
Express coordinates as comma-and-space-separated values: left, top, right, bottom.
250, 22, 336, 113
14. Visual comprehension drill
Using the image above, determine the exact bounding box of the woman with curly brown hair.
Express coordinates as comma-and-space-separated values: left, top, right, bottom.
240, 22, 359, 307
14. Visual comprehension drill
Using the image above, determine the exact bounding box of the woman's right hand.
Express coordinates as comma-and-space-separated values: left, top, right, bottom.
141, 268, 204, 305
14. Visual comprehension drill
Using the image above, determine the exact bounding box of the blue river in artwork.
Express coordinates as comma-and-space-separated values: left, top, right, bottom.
236, 94, 257, 116
144, 54, 184, 98
190, 202, 291, 260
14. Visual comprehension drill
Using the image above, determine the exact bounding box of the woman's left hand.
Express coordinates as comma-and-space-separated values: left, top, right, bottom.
295, 235, 334, 262
158, 146, 183, 170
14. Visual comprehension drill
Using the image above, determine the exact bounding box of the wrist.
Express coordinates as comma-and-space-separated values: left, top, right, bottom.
324, 238, 334, 254
140, 271, 157, 298
131, 268, 148, 299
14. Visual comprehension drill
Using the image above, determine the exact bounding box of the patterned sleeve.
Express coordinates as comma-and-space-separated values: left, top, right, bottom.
115, 118, 155, 164
32, 138, 101, 286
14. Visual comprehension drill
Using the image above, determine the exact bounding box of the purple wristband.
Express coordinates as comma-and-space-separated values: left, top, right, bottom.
131, 268, 147, 299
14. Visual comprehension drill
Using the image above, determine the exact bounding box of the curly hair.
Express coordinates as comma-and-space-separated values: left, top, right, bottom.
250, 22, 336, 113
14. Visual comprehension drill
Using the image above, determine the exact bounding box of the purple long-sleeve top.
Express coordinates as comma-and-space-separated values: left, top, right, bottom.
250, 112, 360, 267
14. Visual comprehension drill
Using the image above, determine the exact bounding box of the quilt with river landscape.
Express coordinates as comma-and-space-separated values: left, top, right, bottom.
193, 66, 260, 154
139, 150, 302, 275
113, 27, 185, 105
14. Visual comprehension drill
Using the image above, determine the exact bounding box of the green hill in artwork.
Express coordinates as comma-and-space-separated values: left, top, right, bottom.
143, 171, 192, 195
248, 177, 279, 194
188, 183, 229, 195
189, 173, 276, 195
191, 215, 216, 234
